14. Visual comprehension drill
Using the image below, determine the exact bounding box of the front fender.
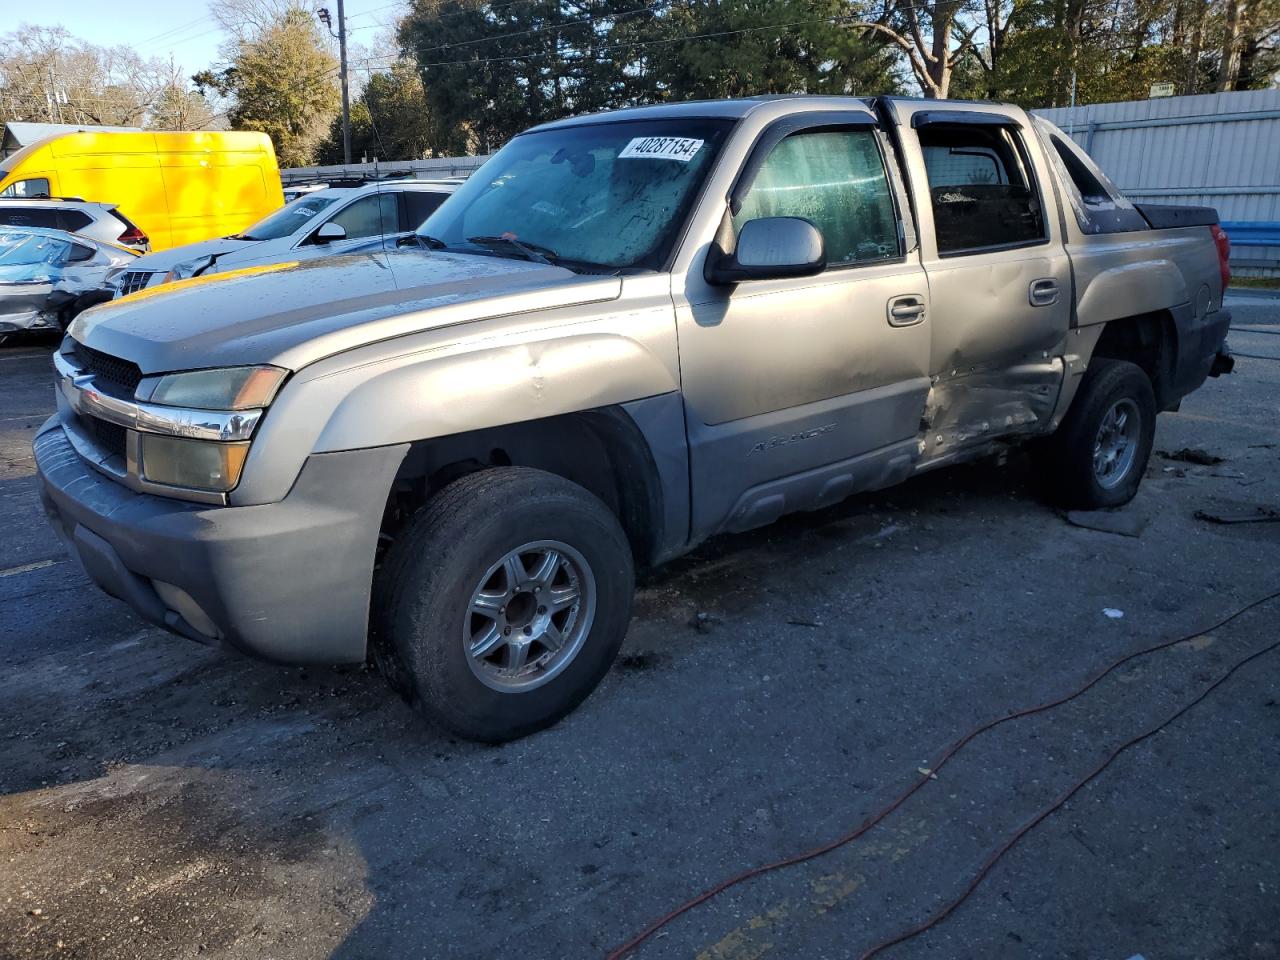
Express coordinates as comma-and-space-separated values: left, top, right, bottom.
315, 332, 677, 451
230, 281, 681, 506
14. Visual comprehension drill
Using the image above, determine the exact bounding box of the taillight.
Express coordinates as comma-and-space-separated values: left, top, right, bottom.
117, 225, 148, 247
1210, 223, 1231, 291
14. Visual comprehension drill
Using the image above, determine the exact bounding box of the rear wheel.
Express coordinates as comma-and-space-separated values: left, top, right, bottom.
1037, 358, 1156, 509
375, 468, 634, 742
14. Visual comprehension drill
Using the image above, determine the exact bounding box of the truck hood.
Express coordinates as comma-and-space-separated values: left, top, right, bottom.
71, 250, 622, 373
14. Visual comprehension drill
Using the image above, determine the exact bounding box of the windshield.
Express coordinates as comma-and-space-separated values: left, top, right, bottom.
419, 118, 735, 271
237, 194, 342, 241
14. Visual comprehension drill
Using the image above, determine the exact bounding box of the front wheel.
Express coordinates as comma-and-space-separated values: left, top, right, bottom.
375, 468, 634, 742
1036, 358, 1156, 509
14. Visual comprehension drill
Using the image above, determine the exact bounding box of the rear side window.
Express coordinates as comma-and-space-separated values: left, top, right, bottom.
919, 125, 1046, 254
1049, 136, 1109, 203
1033, 119, 1149, 235
734, 128, 900, 266
0, 207, 59, 229
58, 210, 94, 232
404, 191, 448, 230
0, 178, 51, 198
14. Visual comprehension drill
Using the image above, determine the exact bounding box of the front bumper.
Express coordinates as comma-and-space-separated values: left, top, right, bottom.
35, 420, 407, 664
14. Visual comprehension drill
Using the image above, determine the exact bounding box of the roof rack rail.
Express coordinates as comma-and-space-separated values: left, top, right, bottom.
0, 194, 88, 202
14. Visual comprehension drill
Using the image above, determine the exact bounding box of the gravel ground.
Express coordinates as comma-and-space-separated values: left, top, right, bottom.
1, 294, 1277, 960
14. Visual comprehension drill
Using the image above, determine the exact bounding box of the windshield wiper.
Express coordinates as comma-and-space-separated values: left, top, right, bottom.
399, 234, 447, 250
466, 235, 558, 265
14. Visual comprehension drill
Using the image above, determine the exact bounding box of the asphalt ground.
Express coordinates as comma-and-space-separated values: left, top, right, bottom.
0, 294, 1277, 960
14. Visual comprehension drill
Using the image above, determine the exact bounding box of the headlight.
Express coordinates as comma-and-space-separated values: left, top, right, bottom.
162, 254, 215, 283
138, 435, 249, 492
145, 365, 287, 410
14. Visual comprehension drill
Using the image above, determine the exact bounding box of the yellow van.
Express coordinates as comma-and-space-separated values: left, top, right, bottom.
0, 131, 283, 252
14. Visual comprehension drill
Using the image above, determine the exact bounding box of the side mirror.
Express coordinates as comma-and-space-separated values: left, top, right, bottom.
314, 221, 347, 244
706, 216, 826, 285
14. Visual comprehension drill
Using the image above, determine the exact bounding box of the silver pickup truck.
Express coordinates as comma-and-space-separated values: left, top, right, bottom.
36, 96, 1234, 741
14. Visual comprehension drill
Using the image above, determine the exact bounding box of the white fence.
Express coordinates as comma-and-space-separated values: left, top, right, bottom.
280, 155, 491, 183
1036, 89, 1280, 276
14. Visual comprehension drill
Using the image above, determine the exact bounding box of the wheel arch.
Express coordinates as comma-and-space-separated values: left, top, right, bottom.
381, 404, 674, 568
1090, 309, 1180, 410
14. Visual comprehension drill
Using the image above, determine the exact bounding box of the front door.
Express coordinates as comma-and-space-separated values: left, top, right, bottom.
674, 121, 933, 539
304, 191, 403, 255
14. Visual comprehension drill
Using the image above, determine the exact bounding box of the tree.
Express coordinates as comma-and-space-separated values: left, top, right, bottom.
399, 0, 905, 154
148, 59, 222, 130
318, 60, 433, 162
195, 6, 339, 166
645, 0, 903, 100
0, 24, 213, 127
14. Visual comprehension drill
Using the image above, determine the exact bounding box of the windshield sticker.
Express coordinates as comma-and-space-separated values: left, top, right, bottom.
533, 200, 567, 218
618, 137, 704, 162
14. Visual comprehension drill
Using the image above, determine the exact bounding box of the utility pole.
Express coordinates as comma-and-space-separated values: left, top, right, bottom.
318, 4, 352, 164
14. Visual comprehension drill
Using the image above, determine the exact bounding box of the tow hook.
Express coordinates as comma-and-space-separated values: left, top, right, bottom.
1210, 346, 1235, 377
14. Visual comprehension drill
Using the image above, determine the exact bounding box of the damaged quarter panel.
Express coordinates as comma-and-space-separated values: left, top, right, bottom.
232, 272, 678, 506
1071, 233, 1208, 327
0, 227, 137, 333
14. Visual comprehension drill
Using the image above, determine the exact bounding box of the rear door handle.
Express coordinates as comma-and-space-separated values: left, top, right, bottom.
887, 295, 926, 327
1029, 279, 1059, 306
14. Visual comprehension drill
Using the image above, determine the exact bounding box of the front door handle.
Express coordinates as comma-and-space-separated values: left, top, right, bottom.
1029, 278, 1060, 307
887, 294, 926, 327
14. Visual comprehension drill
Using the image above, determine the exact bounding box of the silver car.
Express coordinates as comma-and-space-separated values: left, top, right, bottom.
109, 180, 459, 295
0, 226, 138, 338
0, 198, 151, 253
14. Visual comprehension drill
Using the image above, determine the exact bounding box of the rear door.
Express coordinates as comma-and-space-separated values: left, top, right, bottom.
404, 189, 451, 231
674, 113, 932, 538
891, 104, 1071, 456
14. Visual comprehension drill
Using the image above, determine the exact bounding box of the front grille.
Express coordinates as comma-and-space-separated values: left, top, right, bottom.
72, 342, 142, 398
76, 413, 127, 460
118, 271, 157, 296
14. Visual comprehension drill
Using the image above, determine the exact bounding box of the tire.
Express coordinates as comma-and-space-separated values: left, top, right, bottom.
1036, 358, 1156, 509
374, 467, 634, 742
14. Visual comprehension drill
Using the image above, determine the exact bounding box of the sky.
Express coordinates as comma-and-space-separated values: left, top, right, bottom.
16, 0, 407, 75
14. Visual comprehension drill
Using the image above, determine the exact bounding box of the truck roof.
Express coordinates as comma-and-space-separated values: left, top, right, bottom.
529, 95, 875, 131
528, 95, 1023, 134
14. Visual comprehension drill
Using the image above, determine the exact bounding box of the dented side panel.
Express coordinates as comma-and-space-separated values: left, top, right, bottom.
1070, 229, 1219, 327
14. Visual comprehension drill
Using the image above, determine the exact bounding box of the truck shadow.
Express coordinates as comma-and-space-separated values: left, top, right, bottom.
0, 450, 1056, 959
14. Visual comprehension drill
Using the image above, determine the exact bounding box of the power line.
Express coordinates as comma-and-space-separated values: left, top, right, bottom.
409, 0, 659, 55
135, 13, 216, 47
344, 0, 408, 19
359, 9, 875, 70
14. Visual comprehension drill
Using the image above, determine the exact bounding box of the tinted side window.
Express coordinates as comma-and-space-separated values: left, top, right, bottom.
325, 193, 399, 240
0, 208, 59, 228
0, 178, 51, 198
734, 129, 899, 266
404, 191, 448, 229
919, 126, 1045, 254
1049, 136, 1110, 203
65, 243, 96, 263
58, 210, 94, 232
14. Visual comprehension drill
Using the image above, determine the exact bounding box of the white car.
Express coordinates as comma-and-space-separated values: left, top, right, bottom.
110, 180, 459, 296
